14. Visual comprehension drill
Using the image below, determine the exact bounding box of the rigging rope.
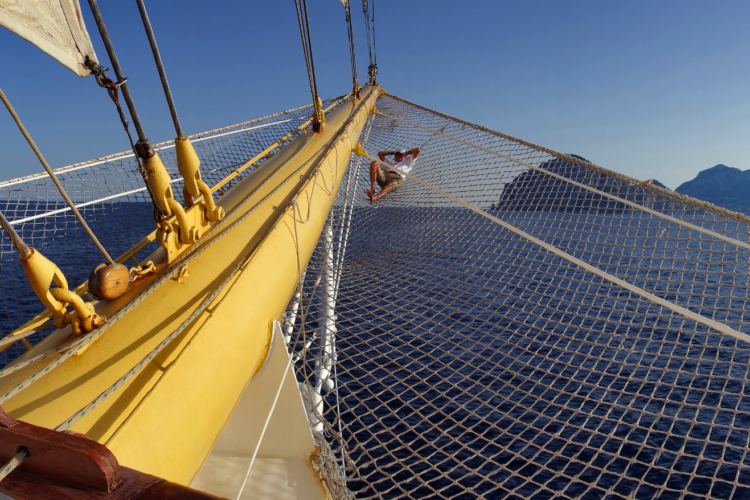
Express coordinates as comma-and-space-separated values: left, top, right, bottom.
86, 0, 165, 223
360, 151, 750, 344
0, 87, 115, 265
294, 0, 323, 130
234, 323, 291, 500
341, 0, 359, 96
0, 211, 30, 260
361, 0, 377, 83
55, 90, 370, 431
135, 0, 183, 137
377, 111, 750, 253
0, 447, 28, 483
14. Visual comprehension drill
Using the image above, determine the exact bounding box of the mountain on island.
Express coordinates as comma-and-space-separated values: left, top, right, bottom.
675, 165, 750, 214
494, 155, 672, 212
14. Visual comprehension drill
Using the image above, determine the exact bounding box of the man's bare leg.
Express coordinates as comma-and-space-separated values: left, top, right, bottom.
371, 184, 393, 202
364, 160, 381, 201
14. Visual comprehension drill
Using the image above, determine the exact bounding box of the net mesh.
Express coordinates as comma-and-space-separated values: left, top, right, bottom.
284, 93, 750, 498
0, 96, 344, 366
5, 88, 750, 498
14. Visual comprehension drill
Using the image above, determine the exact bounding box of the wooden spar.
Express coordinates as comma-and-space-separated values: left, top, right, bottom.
0, 85, 381, 485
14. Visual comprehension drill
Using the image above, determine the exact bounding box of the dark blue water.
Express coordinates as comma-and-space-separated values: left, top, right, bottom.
4, 202, 750, 498
293, 207, 750, 499
0, 201, 155, 365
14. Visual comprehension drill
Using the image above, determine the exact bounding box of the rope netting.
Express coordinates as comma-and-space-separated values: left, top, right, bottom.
285, 93, 750, 498
0, 96, 345, 366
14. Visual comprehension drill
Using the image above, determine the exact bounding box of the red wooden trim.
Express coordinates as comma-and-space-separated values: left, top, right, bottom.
0, 407, 227, 499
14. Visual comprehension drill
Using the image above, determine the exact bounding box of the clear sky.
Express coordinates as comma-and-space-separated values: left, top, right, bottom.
1, 0, 750, 189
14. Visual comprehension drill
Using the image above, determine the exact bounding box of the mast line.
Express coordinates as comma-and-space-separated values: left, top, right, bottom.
87, 0, 147, 144
135, 0, 183, 137
0, 88, 115, 264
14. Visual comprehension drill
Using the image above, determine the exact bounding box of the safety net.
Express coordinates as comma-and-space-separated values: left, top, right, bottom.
284, 92, 750, 498
0, 95, 346, 366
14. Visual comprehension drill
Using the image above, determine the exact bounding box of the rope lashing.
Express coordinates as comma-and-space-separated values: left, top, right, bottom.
0, 87, 115, 265
0, 447, 29, 483
293, 0, 324, 132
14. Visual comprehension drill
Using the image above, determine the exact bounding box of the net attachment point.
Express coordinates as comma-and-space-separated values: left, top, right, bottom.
352, 143, 368, 157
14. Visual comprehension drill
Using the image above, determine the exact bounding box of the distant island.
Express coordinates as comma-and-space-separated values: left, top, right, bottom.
675, 164, 750, 215
492, 158, 750, 216
494, 155, 673, 212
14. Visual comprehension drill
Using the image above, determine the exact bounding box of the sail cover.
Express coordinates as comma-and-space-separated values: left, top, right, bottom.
0, 0, 97, 76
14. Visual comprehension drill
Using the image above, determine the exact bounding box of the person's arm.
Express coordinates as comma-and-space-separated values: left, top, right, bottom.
377, 150, 392, 161
408, 148, 420, 159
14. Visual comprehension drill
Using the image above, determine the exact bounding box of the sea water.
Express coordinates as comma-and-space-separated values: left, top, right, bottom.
2, 206, 750, 498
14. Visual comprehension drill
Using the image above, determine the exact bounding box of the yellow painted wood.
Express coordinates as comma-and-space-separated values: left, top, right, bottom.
0, 86, 379, 485
0, 93, 354, 351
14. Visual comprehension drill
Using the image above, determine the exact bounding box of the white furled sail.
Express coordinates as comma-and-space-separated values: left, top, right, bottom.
0, 0, 97, 76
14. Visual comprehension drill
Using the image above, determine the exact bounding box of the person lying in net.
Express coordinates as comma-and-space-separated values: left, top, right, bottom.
364, 147, 420, 203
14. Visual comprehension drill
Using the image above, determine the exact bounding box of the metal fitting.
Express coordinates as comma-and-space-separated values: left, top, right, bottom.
175, 136, 225, 222
19, 248, 105, 335
134, 139, 155, 159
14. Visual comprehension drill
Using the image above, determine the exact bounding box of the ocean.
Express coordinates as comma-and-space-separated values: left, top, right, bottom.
3, 205, 750, 498
293, 207, 750, 499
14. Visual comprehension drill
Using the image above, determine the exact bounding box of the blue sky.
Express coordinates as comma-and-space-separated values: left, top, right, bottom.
1, 1, 750, 189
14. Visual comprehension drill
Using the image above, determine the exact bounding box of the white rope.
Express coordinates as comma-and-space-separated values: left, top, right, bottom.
8, 180, 177, 226
364, 153, 750, 345
0, 117, 313, 189
378, 112, 750, 253
187, 118, 303, 145
0, 447, 28, 483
